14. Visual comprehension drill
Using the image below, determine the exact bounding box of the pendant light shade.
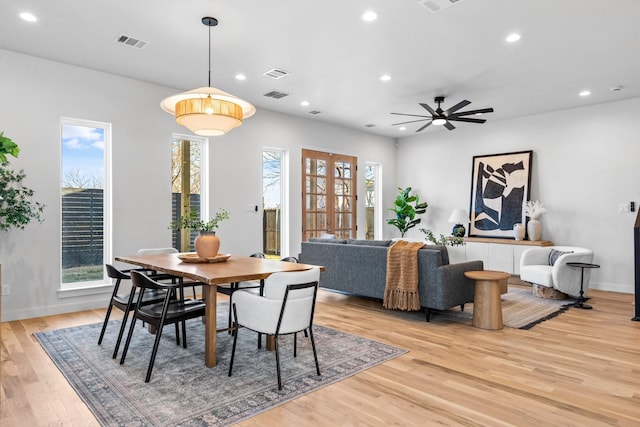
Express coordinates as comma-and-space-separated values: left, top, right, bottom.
161, 17, 255, 136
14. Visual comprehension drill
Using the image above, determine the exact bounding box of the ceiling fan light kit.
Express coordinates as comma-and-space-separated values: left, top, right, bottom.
161, 17, 255, 136
391, 96, 494, 132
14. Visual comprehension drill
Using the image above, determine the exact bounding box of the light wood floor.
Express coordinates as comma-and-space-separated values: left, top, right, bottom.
1, 287, 639, 426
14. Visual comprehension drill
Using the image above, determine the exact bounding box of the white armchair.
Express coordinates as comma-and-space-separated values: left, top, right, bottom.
519, 246, 594, 298
228, 267, 321, 390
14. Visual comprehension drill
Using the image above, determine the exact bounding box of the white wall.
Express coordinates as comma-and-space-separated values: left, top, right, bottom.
397, 97, 640, 293
0, 49, 396, 321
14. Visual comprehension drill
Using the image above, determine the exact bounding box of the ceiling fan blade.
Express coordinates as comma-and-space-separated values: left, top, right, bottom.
451, 107, 494, 117
390, 112, 431, 118
415, 121, 433, 132
445, 100, 471, 114
448, 117, 487, 123
392, 118, 430, 126
418, 103, 437, 116
444, 121, 456, 131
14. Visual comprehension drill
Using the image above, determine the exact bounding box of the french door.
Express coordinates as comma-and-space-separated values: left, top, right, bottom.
302, 149, 357, 240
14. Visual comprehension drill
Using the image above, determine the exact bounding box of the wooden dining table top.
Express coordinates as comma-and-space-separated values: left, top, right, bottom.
114, 252, 323, 285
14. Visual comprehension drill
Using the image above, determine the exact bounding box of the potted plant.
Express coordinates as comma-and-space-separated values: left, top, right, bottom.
0, 132, 45, 231
387, 187, 428, 238
169, 208, 229, 258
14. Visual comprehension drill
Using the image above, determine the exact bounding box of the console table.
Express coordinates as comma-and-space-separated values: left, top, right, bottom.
448, 237, 553, 276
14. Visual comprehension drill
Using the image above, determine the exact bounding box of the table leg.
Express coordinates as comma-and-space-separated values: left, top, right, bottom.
472, 279, 504, 330
266, 335, 275, 351
204, 285, 218, 367
573, 267, 593, 309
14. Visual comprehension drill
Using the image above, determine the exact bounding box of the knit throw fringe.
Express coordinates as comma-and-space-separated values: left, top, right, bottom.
383, 240, 424, 311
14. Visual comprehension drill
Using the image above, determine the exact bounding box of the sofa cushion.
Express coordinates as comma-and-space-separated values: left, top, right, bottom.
346, 239, 392, 247
548, 249, 573, 266
308, 238, 347, 244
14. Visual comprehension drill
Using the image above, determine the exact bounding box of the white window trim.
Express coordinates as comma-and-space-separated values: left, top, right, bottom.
59, 117, 112, 294
365, 162, 383, 240
263, 147, 289, 257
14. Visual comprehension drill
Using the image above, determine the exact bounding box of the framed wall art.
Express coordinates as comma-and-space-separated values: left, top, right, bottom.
469, 150, 532, 238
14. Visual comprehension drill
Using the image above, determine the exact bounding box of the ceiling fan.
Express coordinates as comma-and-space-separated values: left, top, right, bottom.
391, 96, 494, 132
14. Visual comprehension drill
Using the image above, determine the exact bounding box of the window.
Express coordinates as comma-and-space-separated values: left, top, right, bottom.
171, 134, 208, 251
60, 118, 111, 289
365, 162, 380, 240
262, 149, 288, 257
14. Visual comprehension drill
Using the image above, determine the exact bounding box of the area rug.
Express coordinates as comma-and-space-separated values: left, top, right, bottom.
440, 286, 576, 329
34, 304, 406, 426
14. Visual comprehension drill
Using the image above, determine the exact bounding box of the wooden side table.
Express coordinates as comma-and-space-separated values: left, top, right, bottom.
464, 270, 511, 330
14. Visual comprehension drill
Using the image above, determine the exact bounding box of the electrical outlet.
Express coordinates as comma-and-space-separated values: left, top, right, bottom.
1, 284, 9, 296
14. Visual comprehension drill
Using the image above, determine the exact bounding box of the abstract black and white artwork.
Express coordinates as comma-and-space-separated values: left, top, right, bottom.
469, 150, 532, 238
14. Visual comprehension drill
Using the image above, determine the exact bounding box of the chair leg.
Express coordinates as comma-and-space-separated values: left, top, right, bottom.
275, 335, 282, 390
460, 303, 465, 311
112, 309, 131, 359
175, 323, 180, 346
181, 320, 188, 349
425, 308, 432, 322
294, 332, 297, 358
145, 322, 165, 383
228, 305, 239, 377
308, 327, 321, 377
98, 303, 114, 345
120, 316, 138, 365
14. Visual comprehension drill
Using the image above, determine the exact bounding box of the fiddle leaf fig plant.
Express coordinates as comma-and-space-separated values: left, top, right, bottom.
0, 132, 45, 231
387, 187, 428, 237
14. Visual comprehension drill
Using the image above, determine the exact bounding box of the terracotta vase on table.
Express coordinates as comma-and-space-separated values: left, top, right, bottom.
195, 231, 220, 258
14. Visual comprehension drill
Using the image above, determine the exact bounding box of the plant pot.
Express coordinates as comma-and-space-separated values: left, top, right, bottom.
527, 219, 542, 241
194, 231, 220, 258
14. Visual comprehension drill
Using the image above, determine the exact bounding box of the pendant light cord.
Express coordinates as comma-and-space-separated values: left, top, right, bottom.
208, 23, 212, 88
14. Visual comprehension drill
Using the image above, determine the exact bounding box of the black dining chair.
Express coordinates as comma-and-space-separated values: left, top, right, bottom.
98, 264, 166, 359
120, 271, 206, 382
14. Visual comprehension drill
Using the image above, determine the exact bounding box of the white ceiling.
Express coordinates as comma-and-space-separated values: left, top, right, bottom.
1, 0, 639, 138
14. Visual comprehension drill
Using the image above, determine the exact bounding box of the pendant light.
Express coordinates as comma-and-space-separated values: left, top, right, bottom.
161, 17, 255, 136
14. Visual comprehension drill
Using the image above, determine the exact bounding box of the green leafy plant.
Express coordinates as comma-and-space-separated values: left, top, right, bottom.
0, 132, 45, 231
420, 228, 465, 247
169, 208, 230, 232
387, 187, 428, 237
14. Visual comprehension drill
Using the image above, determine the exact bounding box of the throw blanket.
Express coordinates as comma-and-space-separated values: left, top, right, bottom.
383, 240, 424, 311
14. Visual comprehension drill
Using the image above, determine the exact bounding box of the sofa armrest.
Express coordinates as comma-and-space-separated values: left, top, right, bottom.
421, 260, 483, 310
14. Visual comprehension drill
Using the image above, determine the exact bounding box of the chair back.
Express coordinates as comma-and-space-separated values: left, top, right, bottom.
250, 252, 266, 258
263, 267, 320, 300
280, 256, 299, 263
130, 270, 166, 291
278, 281, 319, 334
106, 263, 130, 280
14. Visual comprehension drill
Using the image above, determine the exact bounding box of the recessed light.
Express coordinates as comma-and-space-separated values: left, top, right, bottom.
19, 12, 37, 22
579, 90, 592, 97
362, 10, 377, 22
300, 101, 310, 107
506, 33, 521, 43
379, 74, 391, 82
235, 73, 247, 81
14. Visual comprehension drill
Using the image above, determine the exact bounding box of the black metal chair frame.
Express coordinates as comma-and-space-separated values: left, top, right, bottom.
120, 271, 206, 382
98, 264, 166, 359
228, 281, 320, 390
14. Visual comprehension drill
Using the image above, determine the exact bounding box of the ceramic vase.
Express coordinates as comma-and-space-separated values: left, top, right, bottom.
194, 231, 220, 258
527, 219, 542, 241
513, 223, 525, 240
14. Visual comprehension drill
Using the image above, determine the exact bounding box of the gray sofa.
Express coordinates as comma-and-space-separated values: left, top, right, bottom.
299, 239, 483, 321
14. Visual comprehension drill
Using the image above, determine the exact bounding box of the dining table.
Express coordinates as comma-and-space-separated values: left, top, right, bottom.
114, 252, 323, 367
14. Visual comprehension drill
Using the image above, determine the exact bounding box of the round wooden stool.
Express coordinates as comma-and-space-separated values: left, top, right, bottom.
464, 270, 511, 330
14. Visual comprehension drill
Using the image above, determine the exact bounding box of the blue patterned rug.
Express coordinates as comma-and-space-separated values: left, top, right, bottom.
34, 304, 406, 426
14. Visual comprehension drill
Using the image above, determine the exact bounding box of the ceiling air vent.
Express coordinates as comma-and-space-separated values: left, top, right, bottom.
418, 0, 462, 13
115, 34, 148, 49
262, 68, 290, 79
364, 124, 376, 128
263, 90, 289, 99
308, 110, 322, 115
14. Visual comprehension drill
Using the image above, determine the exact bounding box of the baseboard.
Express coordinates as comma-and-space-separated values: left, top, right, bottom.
1, 298, 107, 322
